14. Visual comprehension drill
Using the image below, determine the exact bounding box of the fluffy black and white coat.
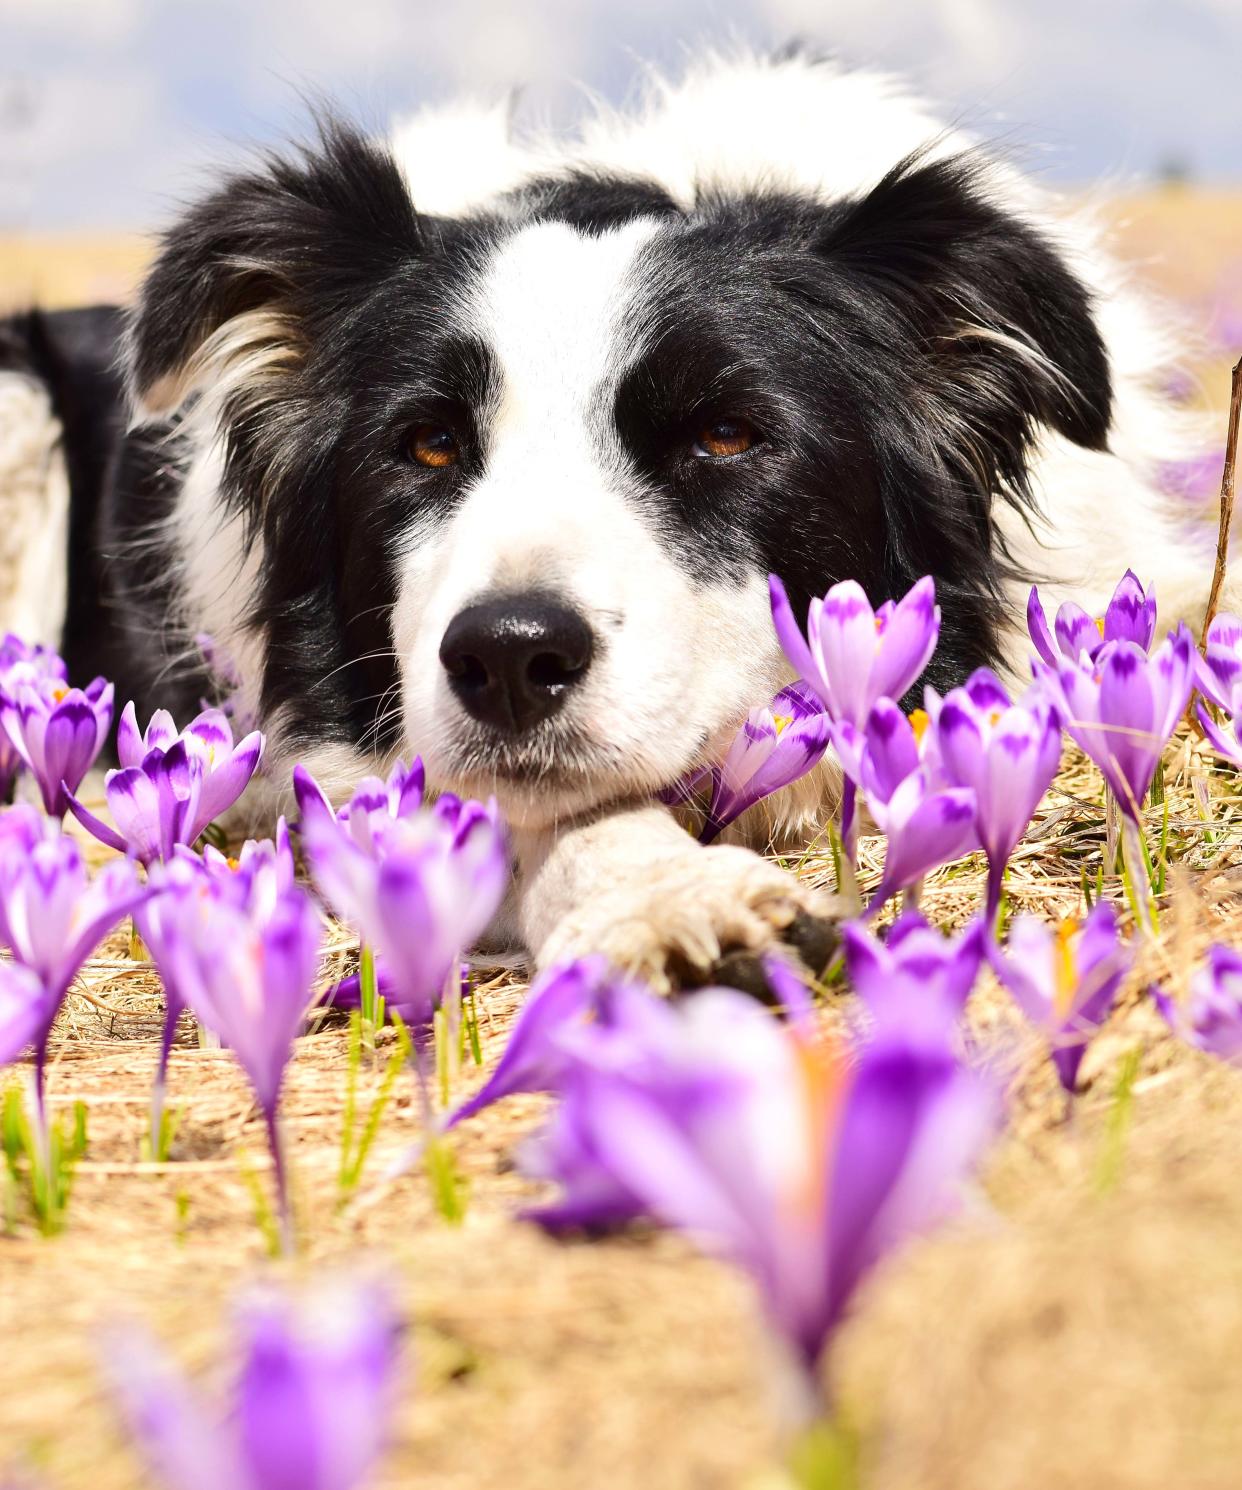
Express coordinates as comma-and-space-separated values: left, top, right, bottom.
0, 49, 1220, 984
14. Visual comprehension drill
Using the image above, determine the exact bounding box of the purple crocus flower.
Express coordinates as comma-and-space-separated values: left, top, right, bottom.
109, 1279, 401, 1490
0, 808, 146, 1123
1038, 625, 1194, 822
326, 757, 426, 854
136, 823, 296, 1146
1153, 945, 1242, 1064
1193, 612, 1242, 767
467, 979, 998, 1388
925, 669, 1063, 915
296, 766, 507, 1033
769, 574, 940, 725
844, 912, 986, 1026
987, 903, 1134, 1093
447, 958, 647, 1127
698, 683, 831, 843
0, 668, 113, 818
770, 574, 940, 866
139, 859, 322, 1245
855, 699, 978, 915
0, 635, 67, 802
1027, 569, 1157, 668
66, 702, 265, 864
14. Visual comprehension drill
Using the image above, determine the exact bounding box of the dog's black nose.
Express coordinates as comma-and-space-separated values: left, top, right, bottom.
439, 595, 595, 733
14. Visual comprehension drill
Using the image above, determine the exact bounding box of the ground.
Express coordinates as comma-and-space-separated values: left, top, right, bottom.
1, 188, 1242, 1489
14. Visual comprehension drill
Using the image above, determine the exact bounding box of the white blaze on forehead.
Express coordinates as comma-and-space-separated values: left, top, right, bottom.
469, 216, 660, 456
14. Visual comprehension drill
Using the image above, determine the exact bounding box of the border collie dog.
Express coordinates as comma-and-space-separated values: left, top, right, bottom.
0, 49, 1220, 985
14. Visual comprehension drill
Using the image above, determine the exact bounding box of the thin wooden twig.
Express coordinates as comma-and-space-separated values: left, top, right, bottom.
1200, 355, 1242, 646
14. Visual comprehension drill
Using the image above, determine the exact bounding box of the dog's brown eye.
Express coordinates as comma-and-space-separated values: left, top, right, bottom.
407, 424, 459, 469
694, 418, 758, 459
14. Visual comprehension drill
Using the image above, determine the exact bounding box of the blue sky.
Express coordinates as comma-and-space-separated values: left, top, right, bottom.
1, 0, 1239, 229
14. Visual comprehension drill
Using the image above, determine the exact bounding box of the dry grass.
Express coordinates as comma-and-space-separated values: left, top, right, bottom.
2, 187, 1242, 1489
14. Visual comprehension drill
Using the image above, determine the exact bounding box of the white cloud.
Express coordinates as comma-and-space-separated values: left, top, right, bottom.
0, 0, 1239, 226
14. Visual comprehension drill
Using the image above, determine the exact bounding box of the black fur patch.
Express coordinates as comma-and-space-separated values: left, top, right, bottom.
506, 171, 682, 235
615, 151, 1112, 694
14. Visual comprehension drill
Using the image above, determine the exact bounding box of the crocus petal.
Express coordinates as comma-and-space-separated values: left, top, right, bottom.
105, 1327, 241, 1490
1053, 602, 1099, 663
825, 1044, 996, 1335
192, 729, 265, 836
870, 575, 939, 705
116, 700, 145, 768
860, 699, 922, 805
39, 695, 102, 812
769, 575, 823, 707
0, 962, 52, 1064
873, 779, 978, 894
448, 959, 606, 1126
64, 786, 130, 857
1026, 586, 1059, 666
103, 767, 167, 865
816, 581, 880, 723
233, 1283, 400, 1490
1103, 570, 1156, 651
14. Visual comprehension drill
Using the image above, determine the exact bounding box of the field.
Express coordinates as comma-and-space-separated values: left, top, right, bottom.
2, 189, 1242, 1490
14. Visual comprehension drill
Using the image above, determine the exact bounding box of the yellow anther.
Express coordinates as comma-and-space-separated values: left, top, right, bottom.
908, 708, 930, 745
1095, 617, 1106, 637
772, 712, 794, 737
51, 685, 68, 703
1053, 918, 1080, 1018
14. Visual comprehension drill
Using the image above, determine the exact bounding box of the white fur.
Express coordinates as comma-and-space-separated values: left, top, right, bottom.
0, 372, 70, 646
391, 216, 780, 830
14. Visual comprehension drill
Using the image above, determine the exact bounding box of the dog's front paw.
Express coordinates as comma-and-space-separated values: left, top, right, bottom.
535, 845, 841, 995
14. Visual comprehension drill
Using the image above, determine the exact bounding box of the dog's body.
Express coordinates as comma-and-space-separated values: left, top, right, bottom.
0, 50, 1222, 983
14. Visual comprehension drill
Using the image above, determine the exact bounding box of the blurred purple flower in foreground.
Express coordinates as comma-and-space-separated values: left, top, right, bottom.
1027, 569, 1157, 668
1153, 945, 1242, 1065
0, 808, 145, 1120
456, 967, 998, 1388
1037, 626, 1195, 823
447, 958, 642, 1127
844, 911, 986, 1027
296, 766, 507, 1032
0, 667, 113, 818
0, 635, 66, 801
697, 682, 831, 843
987, 903, 1134, 1093
67, 702, 264, 864
109, 1279, 401, 1490
926, 669, 1063, 916
1159, 449, 1225, 501
140, 851, 322, 1244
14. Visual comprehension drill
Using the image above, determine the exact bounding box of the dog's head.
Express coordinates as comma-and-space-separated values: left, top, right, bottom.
128, 123, 1110, 830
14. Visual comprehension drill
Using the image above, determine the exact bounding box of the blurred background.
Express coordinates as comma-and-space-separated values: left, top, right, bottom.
0, 0, 1240, 403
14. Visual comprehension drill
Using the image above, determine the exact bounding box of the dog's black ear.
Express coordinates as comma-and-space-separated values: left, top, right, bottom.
816, 150, 1112, 452
128, 120, 422, 414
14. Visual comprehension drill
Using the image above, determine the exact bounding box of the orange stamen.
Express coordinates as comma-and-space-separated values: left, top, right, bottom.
1053, 918, 1080, 1019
